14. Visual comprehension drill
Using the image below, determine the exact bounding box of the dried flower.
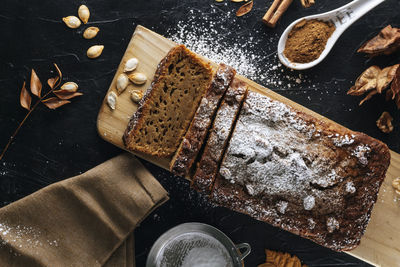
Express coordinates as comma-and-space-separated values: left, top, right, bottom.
347, 66, 380, 96
358, 25, 400, 57
83, 27, 99, 39
389, 66, 400, 99
236, 1, 253, 17
377, 64, 399, 93
349, 63, 400, 108
78, 5, 90, 24
62, 16, 81, 29
376, 111, 394, 133
87, 45, 104, 58
359, 90, 378, 106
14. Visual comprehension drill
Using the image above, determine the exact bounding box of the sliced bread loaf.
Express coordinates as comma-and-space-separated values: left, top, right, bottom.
123, 45, 213, 157
191, 78, 247, 193
170, 64, 236, 177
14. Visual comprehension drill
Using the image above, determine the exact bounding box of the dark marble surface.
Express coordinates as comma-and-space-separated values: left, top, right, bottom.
1, 0, 399, 266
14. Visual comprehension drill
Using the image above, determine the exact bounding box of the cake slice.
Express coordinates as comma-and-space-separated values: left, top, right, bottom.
211, 91, 390, 251
191, 78, 247, 193
123, 45, 213, 157
170, 64, 236, 177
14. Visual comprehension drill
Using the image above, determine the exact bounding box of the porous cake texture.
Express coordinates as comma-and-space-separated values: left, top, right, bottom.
123, 45, 213, 157
170, 64, 236, 177
211, 91, 390, 251
191, 78, 247, 193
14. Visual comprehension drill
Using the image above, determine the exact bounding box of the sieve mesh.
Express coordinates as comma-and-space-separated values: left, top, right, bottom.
157, 232, 233, 267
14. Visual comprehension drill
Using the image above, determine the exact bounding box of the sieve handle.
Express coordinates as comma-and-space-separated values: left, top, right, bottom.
235, 243, 251, 261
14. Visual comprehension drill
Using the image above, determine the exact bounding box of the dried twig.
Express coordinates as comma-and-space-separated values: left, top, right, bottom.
0, 64, 82, 161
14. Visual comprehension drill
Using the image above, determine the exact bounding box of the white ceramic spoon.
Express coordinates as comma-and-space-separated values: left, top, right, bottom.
278, 0, 386, 70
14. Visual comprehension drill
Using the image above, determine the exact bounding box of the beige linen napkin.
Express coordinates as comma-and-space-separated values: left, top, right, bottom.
0, 153, 169, 267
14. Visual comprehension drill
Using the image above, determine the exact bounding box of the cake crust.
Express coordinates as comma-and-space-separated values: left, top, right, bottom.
123, 45, 213, 157
191, 78, 247, 193
170, 64, 236, 177
211, 91, 390, 251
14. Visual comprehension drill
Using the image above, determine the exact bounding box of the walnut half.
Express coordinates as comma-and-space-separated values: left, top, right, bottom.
376, 111, 394, 133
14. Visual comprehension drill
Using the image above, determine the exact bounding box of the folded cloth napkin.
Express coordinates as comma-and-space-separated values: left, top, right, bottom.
0, 153, 169, 267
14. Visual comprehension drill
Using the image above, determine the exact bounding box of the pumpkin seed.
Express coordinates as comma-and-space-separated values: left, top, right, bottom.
128, 72, 147, 85
87, 45, 104, 58
62, 16, 81, 29
116, 74, 129, 94
78, 5, 90, 24
107, 92, 117, 110
83, 27, 99, 39
124, 58, 139, 72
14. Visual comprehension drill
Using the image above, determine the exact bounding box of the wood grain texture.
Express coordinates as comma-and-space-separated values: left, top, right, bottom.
97, 25, 400, 267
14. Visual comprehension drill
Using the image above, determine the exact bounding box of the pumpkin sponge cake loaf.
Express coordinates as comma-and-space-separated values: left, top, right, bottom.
123, 45, 213, 157
212, 91, 390, 251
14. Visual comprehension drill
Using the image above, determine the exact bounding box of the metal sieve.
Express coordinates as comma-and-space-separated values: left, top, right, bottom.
146, 223, 251, 267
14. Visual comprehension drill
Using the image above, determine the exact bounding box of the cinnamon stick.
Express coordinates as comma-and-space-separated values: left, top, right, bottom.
262, 0, 293, 28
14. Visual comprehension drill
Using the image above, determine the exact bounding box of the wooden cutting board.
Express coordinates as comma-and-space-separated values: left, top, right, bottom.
97, 25, 400, 267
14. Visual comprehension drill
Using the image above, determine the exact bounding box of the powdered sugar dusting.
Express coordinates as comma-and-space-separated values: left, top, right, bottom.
219, 91, 347, 201
166, 7, 312, 88
303, 195, 315, 211
276, 201, 288, 214
0, 222, 59, 256
352, 145, 371, 166
346, 181, 356, 194
326, 217, 340, 233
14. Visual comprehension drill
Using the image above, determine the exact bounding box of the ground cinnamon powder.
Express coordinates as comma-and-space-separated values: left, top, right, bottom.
284, 19, 336, 63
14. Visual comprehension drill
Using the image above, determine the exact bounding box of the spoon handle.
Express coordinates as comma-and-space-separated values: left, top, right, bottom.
332, 0, 386, 32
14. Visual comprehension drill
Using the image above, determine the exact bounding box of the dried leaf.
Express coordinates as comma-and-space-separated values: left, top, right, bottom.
376, 111, 393, 133
47, 76, 59, 89
347, 66, 381, 96
358, 25, 400, 57
30, 69, 42, 97
53, 89, 83, 100
236, 0, 253, 17
376, 64, 399, 93
390, 65, 400, 99
42, 97, 70, 109
20, 81, 31, 110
